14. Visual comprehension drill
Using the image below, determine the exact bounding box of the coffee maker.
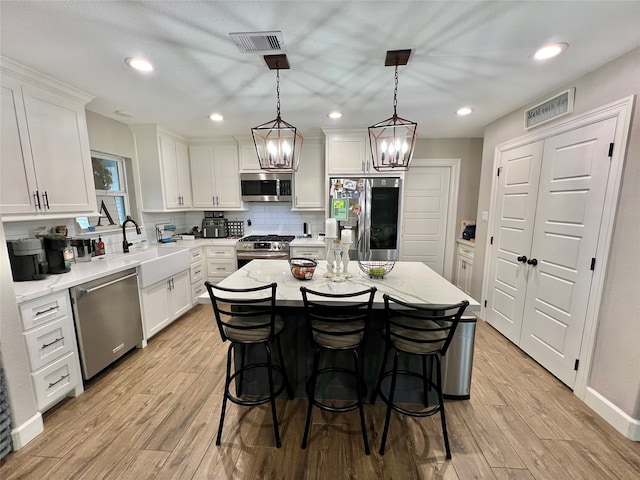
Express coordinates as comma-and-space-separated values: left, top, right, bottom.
7, 238, 49, 281
70, 238, 94, 263
43, 235, 71, 274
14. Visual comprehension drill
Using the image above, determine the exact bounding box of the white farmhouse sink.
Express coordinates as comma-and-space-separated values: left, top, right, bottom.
112, 247, 191, 288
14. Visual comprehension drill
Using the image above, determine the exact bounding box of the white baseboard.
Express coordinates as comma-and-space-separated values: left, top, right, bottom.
584, 387, 640, 441
10, 412, 44, 449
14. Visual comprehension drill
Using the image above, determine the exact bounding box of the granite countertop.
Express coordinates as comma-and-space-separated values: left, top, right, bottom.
198, 259, 480, 311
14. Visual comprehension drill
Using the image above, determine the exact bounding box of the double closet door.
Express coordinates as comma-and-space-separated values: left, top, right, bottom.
485, 117, 617, 388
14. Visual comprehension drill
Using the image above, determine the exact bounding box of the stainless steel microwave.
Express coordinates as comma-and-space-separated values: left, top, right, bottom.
240, 173, 292, 202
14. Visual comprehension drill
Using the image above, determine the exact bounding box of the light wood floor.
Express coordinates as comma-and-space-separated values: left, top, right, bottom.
2, 305, 639, 479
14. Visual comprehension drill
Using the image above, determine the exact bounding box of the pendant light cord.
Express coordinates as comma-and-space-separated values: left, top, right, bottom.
393, 64, 399, 119
276, 69, 281, 120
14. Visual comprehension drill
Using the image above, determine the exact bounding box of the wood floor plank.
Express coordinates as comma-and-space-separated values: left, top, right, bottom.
492, 467, 536, 480
2, 455, 63, 480
451, 400, 525, 468
114, 450, 169, 480
484, 404, 573, 480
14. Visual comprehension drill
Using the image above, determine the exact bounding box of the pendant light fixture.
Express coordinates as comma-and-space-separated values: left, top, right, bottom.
252, 54, 303, 171
368, 49, 417, 171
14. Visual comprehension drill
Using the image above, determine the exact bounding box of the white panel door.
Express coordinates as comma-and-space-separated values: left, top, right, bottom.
400, 166, 450, 275
520, 118, 616, 387
213, 144, 242, 209
190, 145, 215, 208
159, 134, 180, 208
485, 142, 543, 343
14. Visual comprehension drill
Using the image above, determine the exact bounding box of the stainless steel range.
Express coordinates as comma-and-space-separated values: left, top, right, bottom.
236, 234, 295, 267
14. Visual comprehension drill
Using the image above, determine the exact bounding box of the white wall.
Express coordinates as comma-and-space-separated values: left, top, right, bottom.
475, 47, 640, 419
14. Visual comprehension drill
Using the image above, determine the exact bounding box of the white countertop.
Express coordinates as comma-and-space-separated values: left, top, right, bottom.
199, 259, 479, 311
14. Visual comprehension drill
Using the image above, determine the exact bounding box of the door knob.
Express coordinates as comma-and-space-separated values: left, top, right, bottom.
517, 255, 528, 263
527, 258, 538, 266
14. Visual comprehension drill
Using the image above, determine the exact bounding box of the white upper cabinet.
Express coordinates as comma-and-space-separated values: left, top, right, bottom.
324, 130, 373, 175
236, 136, 261, 172
293, 137, 324, 210
130, 125, 192, 211
190, 143, 242, 210
1, 58, 96, 217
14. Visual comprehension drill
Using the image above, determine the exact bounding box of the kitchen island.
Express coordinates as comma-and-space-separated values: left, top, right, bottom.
198, 260, 479, 401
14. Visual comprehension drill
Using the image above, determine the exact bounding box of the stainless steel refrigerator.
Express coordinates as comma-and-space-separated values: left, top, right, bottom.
329, 177, 402, 261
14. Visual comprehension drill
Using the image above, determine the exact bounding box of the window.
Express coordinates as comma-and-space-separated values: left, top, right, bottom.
76, 152, 131, 232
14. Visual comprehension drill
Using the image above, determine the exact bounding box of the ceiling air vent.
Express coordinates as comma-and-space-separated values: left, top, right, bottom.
229, 31, 286, 53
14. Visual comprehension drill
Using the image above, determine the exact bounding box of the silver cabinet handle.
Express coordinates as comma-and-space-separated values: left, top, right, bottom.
48, 374, 70, 388
33, 191, 42, 209
42, 337, 64, 349
43, 191, 50, 209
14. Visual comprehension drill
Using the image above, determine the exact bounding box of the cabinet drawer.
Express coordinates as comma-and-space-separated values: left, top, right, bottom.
205, 246, 235, 259
23, 317, 75, 371
192, 283, 206, 305
20, 291, 70, 331
190, 261, 205, 285
31, 351, 80, 411
190, 248, 203, 263
457, 245, 474, 260
206, 259, 237, 276
290, 247, 325, 260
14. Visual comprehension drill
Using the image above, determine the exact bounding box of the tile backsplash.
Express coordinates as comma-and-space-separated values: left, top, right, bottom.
2, 204, 326, 253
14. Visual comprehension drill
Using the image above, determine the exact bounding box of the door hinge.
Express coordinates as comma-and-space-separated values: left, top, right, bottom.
608, 143, 614, 157
574, 359, 580, 371
484, 300, 488, 307
490, 236, 494, 245
497, 167, 502, 176
590, 258, 596, 270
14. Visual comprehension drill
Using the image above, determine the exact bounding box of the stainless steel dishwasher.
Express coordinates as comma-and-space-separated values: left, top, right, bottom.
70, 268, 143, 380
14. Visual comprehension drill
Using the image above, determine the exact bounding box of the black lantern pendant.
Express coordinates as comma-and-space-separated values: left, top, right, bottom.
252, 54, 303, 171
368, 49, 417, 171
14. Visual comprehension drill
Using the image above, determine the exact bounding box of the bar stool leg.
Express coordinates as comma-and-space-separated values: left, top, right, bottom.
263, 343, 282, 448
236, 344, 246, 397
275, 335, 294, 399
422, 356, 430, 407
216, 343, 234, 445
301, 346, 321, 449
371, 343, 391, 404
379, 351, 400, 455
353, 348, 370, 455
435, 356, 451, 459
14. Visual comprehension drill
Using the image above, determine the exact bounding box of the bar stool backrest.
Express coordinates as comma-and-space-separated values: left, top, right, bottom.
205, 281, 278, 342
382, 294, 469, 355
300, 286, 377, 347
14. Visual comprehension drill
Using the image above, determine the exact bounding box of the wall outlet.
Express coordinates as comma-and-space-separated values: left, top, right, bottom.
481, 211, 489, 222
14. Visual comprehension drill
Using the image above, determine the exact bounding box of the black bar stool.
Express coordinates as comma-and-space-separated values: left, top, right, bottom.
371, 294, 469, 458
205, 281, 293, 448
300, 286, 377, 455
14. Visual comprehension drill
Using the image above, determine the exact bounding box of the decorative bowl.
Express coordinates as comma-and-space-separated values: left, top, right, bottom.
357, 260, 395, 279
289, 258, 318, 280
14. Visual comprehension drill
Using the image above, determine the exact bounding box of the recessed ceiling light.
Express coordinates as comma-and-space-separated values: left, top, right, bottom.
209, 113, 224, 122
328, 111, 343, 119
125, 57, 154, 72
115, 109, 134, 118
456, 107, 473, 116
533, 43, 568, 61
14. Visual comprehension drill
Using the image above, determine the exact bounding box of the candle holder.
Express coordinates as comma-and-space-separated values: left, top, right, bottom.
324, 238, 351, 282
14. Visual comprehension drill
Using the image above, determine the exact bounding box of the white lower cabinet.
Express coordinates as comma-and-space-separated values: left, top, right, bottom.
189, 246, 205, 306
19, 291, 83, 411
455, 240, 474, 296
205, 245, 237, 284
140, 270, 191, 340
290, 245, 325, 260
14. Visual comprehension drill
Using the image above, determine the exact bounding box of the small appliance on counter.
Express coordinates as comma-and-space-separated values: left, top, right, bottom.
202, 218, 228, 238
43, 235, 71, 274
226, 220, 244, 238
7, 238, 49, 281
155, 224, 177, 243
70, 238, 94, 263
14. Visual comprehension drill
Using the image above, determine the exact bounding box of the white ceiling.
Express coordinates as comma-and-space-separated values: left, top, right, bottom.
2, 1, 639, 140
